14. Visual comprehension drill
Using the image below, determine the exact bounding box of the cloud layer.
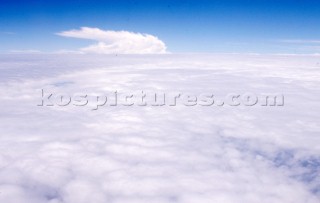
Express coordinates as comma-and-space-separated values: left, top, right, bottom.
57, 27, 167, 54
0, 54, 319, 202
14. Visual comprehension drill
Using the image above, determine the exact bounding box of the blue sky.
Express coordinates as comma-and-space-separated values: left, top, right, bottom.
1, 0, 320, 53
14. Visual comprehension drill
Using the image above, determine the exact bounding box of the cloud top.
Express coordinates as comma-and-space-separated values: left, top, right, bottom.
57, 27, 167, 54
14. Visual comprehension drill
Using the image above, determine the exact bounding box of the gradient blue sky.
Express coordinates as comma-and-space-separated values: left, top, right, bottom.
1, 0, 320, 53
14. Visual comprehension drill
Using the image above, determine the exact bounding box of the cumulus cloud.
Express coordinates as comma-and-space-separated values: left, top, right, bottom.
57, 27, 167, 54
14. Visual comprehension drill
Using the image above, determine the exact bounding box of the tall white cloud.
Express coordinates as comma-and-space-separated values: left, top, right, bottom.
57, 27, 167, 54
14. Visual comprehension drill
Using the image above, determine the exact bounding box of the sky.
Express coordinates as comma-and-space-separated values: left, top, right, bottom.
1, 0, 320, 54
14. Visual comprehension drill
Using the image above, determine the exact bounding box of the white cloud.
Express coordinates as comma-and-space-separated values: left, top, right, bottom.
57, 27, 167, 54
0, 54, 319, 202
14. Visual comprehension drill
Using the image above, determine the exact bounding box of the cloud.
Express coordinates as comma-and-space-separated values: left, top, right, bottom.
0, 54, 319, 202
54, 49, 84, 54
9, 49, 42, 53
279, 39, 320, 44
0, 31, 16, 35
57, 27, 167, 54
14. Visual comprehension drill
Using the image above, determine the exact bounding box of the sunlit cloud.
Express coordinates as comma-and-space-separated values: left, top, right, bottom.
57, 27, 167, 54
